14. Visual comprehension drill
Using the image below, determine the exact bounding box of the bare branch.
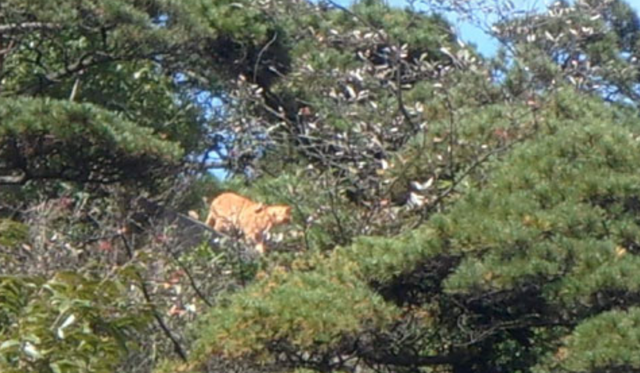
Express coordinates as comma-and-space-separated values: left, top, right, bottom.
119, 233, 189, 362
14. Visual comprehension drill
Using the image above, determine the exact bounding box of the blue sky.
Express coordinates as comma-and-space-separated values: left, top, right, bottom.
332, 0, 640, 57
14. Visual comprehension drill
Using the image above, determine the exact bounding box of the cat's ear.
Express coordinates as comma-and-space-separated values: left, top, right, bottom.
254, 203, 265, 213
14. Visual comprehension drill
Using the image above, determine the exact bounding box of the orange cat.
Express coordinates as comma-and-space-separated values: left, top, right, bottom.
205, 192, 292, 254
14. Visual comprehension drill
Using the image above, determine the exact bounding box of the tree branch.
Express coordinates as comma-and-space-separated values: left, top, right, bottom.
327, 0, 418, 133
159, 239, 213, 307
19, 53, 113, 95
119, 234, 188, 362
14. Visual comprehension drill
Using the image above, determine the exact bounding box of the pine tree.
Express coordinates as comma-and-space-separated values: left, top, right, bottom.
172, 88, 640, 373
4, 1, 640, 373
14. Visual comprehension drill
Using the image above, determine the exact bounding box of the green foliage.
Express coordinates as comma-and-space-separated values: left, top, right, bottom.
440, 92, 640, 300
0, 98, 182, 184
535, 308, 640, 372
385, 100, 537, 205
182, 89, 640, 371
197, 0, 270, 42
352, 0, 454, 54
6, 0, 640, 372
1, 0, 210, 90
0, 273, 150, 373
0, 97, 182, 158
0, 219, 28, 247
58, 61, 206, 152
497, 0, 640, 105
190, 263, 397, 364
0, 0, 225, 155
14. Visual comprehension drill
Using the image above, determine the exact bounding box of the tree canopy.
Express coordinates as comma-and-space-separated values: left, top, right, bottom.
3, 1, 640, 373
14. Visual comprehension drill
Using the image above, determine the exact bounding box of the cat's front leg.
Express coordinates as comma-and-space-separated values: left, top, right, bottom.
205, 212, 216, 228
254, 242, 266, 254
247, 229, 267, 254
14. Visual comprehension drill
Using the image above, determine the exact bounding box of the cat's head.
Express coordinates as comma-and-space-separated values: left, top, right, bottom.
266, 205, 292, 224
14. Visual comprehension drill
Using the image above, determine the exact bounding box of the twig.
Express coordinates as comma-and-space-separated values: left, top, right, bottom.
327, 188, 349, 245
395, 52, 418, 132
253, 32, 279, 83
69, 76, 81, 101
159, 239, 213, 307
414, 134, 529, 228
119, 234, 188, 362
18, 53, 113, 95
444, 94, 456, 178
326, 0, 418, 132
